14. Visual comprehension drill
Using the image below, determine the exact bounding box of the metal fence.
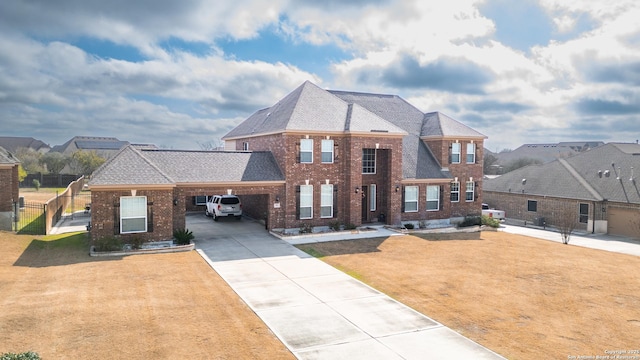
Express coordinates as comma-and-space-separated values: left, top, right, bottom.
14, 201, 46, 235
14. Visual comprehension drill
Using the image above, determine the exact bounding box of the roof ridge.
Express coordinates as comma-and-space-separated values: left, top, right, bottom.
558, 158, 603, 201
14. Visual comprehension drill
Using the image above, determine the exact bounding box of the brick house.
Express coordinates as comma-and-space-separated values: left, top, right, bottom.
89, 81, 486, 242
0, 146, 20, 231
483, 143, 640, 238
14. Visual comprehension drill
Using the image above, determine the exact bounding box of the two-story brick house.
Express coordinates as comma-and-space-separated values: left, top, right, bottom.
88, 81, 486, 242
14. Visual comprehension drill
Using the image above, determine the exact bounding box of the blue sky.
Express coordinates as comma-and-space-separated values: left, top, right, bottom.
0, 0, 638, 151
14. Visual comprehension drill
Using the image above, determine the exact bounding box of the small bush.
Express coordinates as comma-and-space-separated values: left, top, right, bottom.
344, 223, 357, 230
419, 220, 428, 229
94, 236, 123, 252
299, 223, 313, 234
458, 216, 481, 228
129, 237, 145, 249
328, 221, 341, 231
173, 228, 194, 245
404, 223, 415, 229
481, 215, 501, 228
1, 352, 41, 360
32, 179, 40, 191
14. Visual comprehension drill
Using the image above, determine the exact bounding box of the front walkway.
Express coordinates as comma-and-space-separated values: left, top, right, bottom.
189, 214, 504, 359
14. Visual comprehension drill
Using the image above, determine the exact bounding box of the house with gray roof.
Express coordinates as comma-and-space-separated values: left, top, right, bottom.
0, 136, 50, 153
0, 146, 20, 230
484, 143, 640, 238
89, 81, 486, 242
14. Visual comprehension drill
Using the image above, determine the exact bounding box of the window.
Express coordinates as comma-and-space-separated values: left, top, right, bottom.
465, 181, 475, 202
450, 182, 460, 202
404, 186, 418, 212
120, 196, 147, 234
362, 149, 376, 174
466, 143, 476, 164
321, 184, 333, 218
300, 185, 313, 219
370, 184, 376, 211
321, 139, 334, 163
451, 143, 461, 164
427, 185, 440, 211
242, 142, 249, 151
528, 200, 537, 212
194, 195, 207, 205
579, 203, 589, 223
300, 139, 313, 163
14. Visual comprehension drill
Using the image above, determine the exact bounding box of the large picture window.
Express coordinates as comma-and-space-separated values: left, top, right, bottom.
451, 143, 461, 164
300, 185, 313, 219
121, 196, 147, 234
404, 186, 418, 212
466, 143, 476, 164
465, 181, 475, 202
321, 139, 334, 163
362, 149, 376, 174
427, 185, 440, 211
450, 182, 460, 202
321, 184, 333, 218
300, 139, 313, 163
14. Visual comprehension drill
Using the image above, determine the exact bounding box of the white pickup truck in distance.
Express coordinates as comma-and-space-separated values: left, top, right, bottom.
482, 203, 505, 221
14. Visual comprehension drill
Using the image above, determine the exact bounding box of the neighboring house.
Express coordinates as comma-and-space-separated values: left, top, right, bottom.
88, 81, 486, 242
0, 136, 50, 153
0, 146, 20, 231
487, 141, 604, 174
484, 143, 640, 238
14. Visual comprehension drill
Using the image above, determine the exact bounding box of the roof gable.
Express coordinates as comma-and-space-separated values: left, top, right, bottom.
89, 146, 173, 186
422, 112, 487, 139
0, 146, 20, 165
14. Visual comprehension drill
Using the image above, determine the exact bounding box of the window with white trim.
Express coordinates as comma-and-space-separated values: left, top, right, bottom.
300, 139, 313, 163
451, 142, 461, 164
465, 181, 475, 202
370, 184, 377, 211
243, 142, 249, 151
321, 184, 333, 218
466, 143, 476, 163
120, 196, 147, 234
362, 149, 376, 174
427, 185, 440, 211
300, 185, 313, 219
321, 139, 334, 163
194, 195, 207, 205
451, 182, 460, 202
404, 186, 418, 212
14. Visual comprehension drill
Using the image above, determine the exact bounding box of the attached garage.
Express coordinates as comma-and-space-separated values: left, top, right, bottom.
607, 207, 640, 238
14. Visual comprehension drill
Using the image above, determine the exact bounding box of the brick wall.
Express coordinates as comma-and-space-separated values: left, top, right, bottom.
0, 165, 19, 212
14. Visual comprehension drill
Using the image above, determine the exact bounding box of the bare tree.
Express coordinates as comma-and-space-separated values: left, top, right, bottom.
197, 139, 224, 151
551, 203, 579, 244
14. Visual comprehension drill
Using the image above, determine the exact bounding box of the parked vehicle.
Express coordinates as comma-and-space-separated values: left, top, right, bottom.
482, 203, 505, 221
206, 195, 242, 221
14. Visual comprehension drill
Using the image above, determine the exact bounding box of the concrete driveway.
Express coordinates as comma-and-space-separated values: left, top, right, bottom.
188, 213, 504, 359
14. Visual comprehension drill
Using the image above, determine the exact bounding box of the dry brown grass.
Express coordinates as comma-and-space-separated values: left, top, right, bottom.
296, 231, 640, 360
0, 231, 293, 359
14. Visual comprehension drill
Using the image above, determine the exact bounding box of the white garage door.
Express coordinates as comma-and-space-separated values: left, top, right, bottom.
607, 208, 640, 238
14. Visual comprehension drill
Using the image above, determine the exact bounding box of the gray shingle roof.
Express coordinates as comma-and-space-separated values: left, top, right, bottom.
0, 146, 20, 165
89, 146, 284, 186
484, 143, 640, 204
0, 137, 50, 153
422, 112, 487, 139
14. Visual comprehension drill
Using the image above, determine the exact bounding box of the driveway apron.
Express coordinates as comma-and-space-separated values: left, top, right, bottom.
190, 214, 504, 359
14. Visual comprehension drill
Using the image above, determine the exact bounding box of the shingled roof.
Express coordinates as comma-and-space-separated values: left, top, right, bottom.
0, 146, 20, 165
484, 143, 640, 204
89, 146, 285, 187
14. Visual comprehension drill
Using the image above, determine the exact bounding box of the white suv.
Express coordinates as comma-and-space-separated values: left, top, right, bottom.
205, 195, 242, 221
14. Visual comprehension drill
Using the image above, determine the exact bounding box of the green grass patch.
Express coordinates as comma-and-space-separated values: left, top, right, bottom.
298, 247, 325, 258
40, 232, 89, 249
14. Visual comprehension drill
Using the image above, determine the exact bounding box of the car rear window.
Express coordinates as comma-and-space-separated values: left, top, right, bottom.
221, 197, 240, 205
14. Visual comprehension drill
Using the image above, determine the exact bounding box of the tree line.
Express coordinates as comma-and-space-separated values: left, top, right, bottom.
14, 147, 106, 181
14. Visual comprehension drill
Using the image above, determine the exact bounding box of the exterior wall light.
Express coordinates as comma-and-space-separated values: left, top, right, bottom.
355, 187, 360, 194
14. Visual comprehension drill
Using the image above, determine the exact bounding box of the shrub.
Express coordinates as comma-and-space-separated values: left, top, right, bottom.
458, 216, 481, 228
173, 228, 194, 245
419, 220, 428, 229
94, 236, 123, 252
299, 223, 313, 234
404, 223, 415, 229
1, 352, 41, 360
129, 237, 145, 249
328, 221, 341, 231
344, 223, 357, 230
481, 215, 501, 228
32, 179, 40, 191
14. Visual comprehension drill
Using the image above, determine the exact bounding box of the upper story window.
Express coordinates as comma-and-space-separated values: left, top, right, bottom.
362, 149, 376, 174
300, 139, 313, 163
451, 182, 460, 202
321, 139, 334, 163
451, 142, 461, 164
120, 196, 147, 234
465, 181, 475, 202
466, 143, 476, 164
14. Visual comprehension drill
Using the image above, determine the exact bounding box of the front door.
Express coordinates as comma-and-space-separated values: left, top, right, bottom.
361, 185, 368, 223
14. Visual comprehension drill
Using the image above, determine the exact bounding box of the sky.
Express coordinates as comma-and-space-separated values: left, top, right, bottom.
1, 0, 639, 152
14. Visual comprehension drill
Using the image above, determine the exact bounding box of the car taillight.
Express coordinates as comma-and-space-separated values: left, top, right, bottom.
217, 205, 221, 210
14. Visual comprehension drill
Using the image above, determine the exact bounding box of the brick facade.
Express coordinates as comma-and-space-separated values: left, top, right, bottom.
0, 165, 19, 212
